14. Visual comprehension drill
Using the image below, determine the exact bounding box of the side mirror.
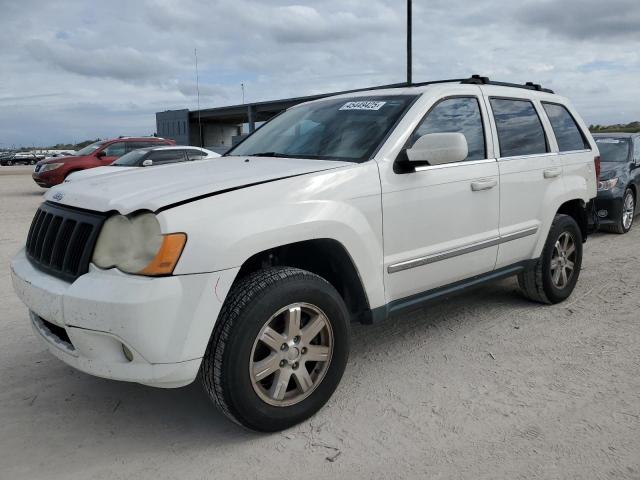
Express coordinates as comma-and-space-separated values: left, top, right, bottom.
96, 151, 106, 158
142, 159, 153, 167
406, 132, 468, 165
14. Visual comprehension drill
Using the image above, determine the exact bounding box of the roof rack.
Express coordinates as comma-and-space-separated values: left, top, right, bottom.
358, 75, 554, 94
459, 74, 554, 94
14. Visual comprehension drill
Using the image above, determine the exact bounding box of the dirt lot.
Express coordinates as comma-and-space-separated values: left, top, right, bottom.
1, 171, 638, 479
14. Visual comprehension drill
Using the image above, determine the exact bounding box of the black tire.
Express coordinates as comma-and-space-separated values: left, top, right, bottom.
601, 188, 634, 234
201, 267, 350, 432
6, 160, 13, 166
29, 159, 36, 165
518, 214, 583, 304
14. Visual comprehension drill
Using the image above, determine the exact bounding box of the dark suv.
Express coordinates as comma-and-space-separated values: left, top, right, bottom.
593, 133, 640, 233
32, 137, 175, 187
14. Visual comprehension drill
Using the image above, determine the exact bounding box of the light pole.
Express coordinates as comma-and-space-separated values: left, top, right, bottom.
407, 0, 412, 85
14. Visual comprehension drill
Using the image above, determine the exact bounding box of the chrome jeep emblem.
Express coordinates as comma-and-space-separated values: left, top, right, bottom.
52, 191, 64, 201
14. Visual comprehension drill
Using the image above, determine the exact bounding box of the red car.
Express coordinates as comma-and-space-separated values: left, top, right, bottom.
32, 137, 175, 188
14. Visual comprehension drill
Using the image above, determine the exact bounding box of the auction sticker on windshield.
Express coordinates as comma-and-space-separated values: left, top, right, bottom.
339, 101, 387, 111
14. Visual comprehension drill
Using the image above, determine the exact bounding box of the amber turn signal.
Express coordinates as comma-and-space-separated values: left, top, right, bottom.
139, 233, 187, 276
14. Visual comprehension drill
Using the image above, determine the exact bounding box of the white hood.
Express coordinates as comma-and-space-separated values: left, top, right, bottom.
65, 166, 135, 182
45, 156, 350, 214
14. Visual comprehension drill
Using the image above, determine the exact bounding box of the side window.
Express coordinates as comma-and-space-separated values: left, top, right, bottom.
125, 142, 149, 153
489, 98, 548, 157
148, 150, 186, 164
634, 138, 640, 164
411, 97, 486, 161
542, 103, 589, 152
186, 149, 208, 160
103, 142, 126, 157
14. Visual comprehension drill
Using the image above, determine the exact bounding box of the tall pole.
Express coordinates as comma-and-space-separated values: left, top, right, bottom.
407, 0, 412, 85
195, 48, 203, 147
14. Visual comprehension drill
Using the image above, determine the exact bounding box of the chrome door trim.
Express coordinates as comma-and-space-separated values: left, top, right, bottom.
387, 226, 539, 274
414, 158, 496, 172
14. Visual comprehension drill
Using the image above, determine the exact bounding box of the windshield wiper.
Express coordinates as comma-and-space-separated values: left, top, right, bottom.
245, 152, 281, 157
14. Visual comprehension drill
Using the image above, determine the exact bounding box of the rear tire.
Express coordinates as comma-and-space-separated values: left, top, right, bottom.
601, 188, 634, 234
518, 214, 583, 304
6, 160, 13, 166
201, 267, 350, 432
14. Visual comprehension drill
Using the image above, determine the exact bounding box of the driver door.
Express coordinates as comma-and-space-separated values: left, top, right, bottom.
380, 93, 500, 303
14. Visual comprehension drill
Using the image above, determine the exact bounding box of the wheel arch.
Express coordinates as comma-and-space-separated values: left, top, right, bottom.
234, 238, 373, 324
556, 198, 588, 241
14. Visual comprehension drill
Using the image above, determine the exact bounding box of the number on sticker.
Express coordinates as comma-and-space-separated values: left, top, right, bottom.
339, 101, 387, 111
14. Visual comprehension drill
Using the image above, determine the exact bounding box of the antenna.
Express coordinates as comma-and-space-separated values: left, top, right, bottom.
407, 0, 412, 85
194, 48, 203, 147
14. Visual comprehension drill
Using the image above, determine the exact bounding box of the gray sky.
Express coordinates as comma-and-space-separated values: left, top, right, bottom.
1, 0, 639, 147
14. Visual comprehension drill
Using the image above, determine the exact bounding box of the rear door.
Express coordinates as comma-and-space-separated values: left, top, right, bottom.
540, 101, 595, 211
147, 149, 188, 166
185, 148, 209, 161
483, 91, 562, 268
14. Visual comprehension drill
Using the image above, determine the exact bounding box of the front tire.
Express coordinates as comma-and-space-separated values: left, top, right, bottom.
518, 214, 583, 304
201, 267, 350, 432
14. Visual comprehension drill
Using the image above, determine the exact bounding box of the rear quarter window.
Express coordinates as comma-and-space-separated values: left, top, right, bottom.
542, 103, 589, 152
490, 98, 548, 157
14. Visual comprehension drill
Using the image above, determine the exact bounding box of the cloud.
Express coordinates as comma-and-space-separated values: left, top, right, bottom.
25, 39, 172, 82
0, 0, 639, 147
516, 0, 640, 41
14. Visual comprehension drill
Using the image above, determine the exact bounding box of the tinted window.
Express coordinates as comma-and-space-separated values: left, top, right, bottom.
411, 97, 486, 161
112, 150, 149, 166
490, 99, 548, 157
228, 95, 417, 162
542, 103, 588, 152
186, 149, 208, 160
125, 142, 150, 153
103, 142, 126, 157
148, 150, 186, 164
634, 138, 640, 163
75, 141, 107, 156
595, 137, 631, 163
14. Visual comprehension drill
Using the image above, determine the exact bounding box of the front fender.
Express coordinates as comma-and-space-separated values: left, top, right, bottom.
159, 162, 386, 309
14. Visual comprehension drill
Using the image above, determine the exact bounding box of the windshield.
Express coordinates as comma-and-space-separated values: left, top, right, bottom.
75, 141, 107, 156
227, 95, 417, 162
112, 149, 148, 166
596, 137, 631, 162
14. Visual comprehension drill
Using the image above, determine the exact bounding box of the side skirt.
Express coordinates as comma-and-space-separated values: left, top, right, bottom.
366, 260, 535, 324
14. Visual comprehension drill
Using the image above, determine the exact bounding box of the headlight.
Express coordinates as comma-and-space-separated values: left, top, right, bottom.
40, 163, 63, 172
92, 212, 186, 276
598, 177, 618, 191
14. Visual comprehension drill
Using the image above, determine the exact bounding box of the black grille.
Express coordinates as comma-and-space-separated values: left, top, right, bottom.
25, 202, 106, 282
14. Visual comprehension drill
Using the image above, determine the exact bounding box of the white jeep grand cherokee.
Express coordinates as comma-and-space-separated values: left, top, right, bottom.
11, 76, 598, 431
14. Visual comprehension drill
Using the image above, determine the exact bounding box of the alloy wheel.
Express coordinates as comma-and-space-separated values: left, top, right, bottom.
622, 192, 635, 230
249, 302, 333, 407
550, 232, 577, 289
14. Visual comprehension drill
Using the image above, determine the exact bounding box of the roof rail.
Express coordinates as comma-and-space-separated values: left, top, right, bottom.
460, 74, 554, 94
358, 75, 554, 93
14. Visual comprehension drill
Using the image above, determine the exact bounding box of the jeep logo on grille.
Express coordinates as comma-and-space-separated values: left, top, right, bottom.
52, 191, 64, 201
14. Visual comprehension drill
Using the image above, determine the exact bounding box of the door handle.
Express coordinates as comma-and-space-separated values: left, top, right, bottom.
471, 178, 498, 191
543, 168, 562, 179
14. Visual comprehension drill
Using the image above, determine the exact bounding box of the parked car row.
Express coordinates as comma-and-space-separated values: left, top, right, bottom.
1, 152, 41, 166
7, 75, 635, 432
31, 137, 175, 187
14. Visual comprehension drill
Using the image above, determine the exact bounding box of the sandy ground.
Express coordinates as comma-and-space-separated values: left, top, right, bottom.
0, 172, 639, 480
